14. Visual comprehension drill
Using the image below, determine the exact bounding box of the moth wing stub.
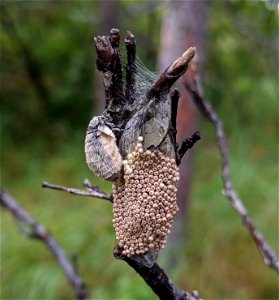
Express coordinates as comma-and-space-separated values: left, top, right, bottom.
118, 112, 143, 157
143, 94, 173, 155
85, 116, 123, 181
119, 93, 174, 158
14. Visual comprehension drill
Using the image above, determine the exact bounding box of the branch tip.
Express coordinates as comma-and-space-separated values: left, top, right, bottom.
170, 47, 196, 71
177, 131, 201, 164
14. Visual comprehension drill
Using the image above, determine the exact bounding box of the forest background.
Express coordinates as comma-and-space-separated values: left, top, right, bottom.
1, 0, 278, 299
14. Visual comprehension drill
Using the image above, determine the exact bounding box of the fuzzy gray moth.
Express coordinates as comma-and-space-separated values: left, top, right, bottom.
85, 116, 122, 181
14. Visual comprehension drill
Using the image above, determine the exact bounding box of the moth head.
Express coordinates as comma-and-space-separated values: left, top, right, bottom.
98, 123, 114, 138
87, 116, 114, 138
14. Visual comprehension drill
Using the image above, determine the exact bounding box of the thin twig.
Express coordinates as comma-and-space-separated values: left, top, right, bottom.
170, 88, 180, 133
42, 181, 113, 202
186, 74, 279, 274
0, 189, 90, 300
82, 178, 103, 192
114, 246, 201, 300
170, 88, 181, 162
125, 30, 137, 104
178, 131, 201, 164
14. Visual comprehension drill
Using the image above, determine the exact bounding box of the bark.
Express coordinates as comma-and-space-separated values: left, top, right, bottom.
94, 0, 119, 113
157, 0, 210, 257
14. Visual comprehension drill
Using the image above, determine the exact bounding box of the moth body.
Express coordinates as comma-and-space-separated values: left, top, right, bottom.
85, 116, 122, 181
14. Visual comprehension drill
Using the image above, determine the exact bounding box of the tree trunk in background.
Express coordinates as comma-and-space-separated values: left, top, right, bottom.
158, 0, 209, 263
94, 0, 119, 113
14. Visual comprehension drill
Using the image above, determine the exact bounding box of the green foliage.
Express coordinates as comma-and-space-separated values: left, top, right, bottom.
1, 0, 278, 299
1, 1, 95, 149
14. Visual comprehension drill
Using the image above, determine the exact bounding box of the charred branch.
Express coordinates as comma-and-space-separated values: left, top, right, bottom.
94, 28, 196, 158
114, 246, 201, 300
177, 131, 201, 164
170, 88, 181, 161
170, 88, 180, 132
94, 35, 114, 72
125, 31, 137, 105
92, 31, 199, 287
94, 29, 125, 123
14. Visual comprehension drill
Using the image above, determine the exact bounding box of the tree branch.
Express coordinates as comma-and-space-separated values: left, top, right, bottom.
154, 47, 196, 92
0, 189, 90, 300
186, 73, 279, 274
146, 47, 196, 103
114, 246, 201, 300
94, 28, 125, 124
41, 181, 113, 202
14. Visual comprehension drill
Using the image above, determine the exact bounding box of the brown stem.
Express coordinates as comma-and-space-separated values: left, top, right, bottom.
42, 181, 113, 202
0, 189, 90, 300
187, 74, 279, 274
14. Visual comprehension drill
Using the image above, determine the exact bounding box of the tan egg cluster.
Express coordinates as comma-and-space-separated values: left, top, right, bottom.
112, 136, 180, 257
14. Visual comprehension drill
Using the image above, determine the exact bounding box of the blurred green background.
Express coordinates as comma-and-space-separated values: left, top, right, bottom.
1, 1, 278, 299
